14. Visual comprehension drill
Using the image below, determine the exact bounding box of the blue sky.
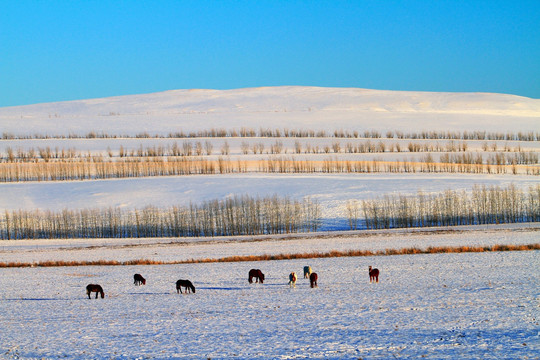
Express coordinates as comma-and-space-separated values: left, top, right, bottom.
1, 1, 539, 107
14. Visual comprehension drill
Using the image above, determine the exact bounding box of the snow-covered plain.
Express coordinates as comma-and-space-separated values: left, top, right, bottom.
1, 86, 539, 359
1, 249, 538, 359
1, 173, 537, 230
0, 223, 538, 265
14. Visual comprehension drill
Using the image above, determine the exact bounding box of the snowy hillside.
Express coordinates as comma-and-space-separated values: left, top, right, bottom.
1, 86, 539, 136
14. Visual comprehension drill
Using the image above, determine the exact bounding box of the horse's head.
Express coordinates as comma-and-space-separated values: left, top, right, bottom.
100, 291, 105, 298
142, 279, 146, 285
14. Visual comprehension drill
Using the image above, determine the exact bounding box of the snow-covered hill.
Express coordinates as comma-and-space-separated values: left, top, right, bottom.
1, 86, 539, 136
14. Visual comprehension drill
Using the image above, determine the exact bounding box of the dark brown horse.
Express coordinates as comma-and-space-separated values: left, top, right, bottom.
369, 266, 379, 283
86, 284, 104, 299
133, 273, 146, 286
248, 269, 265, 284
310, 272, 318, 288
176, 279, 196, 294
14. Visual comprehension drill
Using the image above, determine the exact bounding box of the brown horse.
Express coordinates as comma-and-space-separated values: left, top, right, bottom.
248, 269, 265, 284
310, 272, 318, 288
369, 266, 379, 283
133, 273, 146, 286
86, 284, 104, 299
176, 279, 196, 294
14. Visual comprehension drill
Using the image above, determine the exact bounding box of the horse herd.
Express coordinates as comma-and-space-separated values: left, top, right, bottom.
86, 266, 380, 299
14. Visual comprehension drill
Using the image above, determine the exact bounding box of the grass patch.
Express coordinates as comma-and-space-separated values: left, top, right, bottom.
0, 243, 538, 268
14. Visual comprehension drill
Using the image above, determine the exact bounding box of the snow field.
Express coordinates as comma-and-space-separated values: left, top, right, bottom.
1, 251, 538, 359
1, 225, 539, 265
1, 87, 539, 136
1, 86, 539, 359
1, 173, 538, 225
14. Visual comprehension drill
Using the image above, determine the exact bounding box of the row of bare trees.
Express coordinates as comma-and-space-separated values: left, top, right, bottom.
1, 156, 538, 182
357, 184, 540, 230
3, 128, 539, 141
0, 195, 320, 240
3, 143, 537, 164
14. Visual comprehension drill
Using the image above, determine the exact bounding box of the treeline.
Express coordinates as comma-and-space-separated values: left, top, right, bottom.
358, 184, 540, 230
3, 128, 539, 141
4, 141, 538, 163
0, 195, 320, 240
1, 156, 538, 182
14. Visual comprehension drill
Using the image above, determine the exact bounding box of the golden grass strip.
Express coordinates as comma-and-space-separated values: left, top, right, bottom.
0, 243, 538, 268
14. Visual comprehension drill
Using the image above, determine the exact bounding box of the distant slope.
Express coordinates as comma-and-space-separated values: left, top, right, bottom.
1, 86, 539, 136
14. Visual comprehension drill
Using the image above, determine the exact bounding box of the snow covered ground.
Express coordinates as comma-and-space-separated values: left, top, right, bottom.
1, 247, 538, 359
0, 224, 538, 265
1, 86, 539, 136
1, 173, 537, 231
0, 86, 539, 359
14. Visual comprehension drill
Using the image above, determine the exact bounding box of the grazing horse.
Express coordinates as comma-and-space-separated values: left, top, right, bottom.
310, 272, 318, 288
176, 279, 196, 294
369, 266, 380, 283
86, 284, 104, 299
288, 272, 297, 287
133, 273, 146, 286
248, 269, 265, 284
303, 266, 312, 279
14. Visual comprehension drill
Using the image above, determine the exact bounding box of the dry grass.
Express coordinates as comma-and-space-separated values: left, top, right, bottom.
0, 243, 537, 268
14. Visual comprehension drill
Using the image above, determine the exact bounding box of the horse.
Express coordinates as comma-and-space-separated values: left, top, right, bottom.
86, 284, 104, 299
133, 273, 146, 286
369, 266, 380, 283
310, 272, 318, 288
248, 269, 265, 284
176, 279, 196, 294
303, 266, 312, 279
288, 272, 297, 287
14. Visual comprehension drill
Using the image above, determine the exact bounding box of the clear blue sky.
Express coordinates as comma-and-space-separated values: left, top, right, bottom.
1, 0, 539, 107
